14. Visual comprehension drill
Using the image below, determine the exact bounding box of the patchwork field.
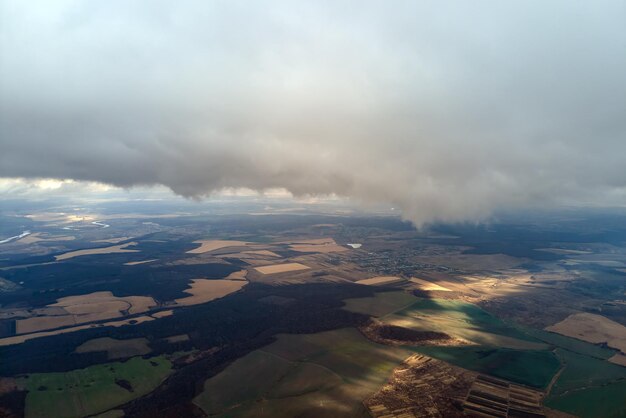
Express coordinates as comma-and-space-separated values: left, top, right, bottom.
75, 337, 151, 359
55, 242, 139, 261
254, 263, 310, 275
193, 328, 411, 417
20, 356, 172, 418
174, 279, 247, 306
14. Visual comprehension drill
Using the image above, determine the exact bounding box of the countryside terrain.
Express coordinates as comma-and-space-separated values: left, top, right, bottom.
0, 202, 625, 418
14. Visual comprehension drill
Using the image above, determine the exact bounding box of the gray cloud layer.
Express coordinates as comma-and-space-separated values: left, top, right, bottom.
1, 1, 626, 225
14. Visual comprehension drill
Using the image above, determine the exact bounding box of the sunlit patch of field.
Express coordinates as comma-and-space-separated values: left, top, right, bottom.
123, 259, 157, 266
254, 262, 310, 275
19, 356, 171, 418
409, 277, 451, 291
55, 242, 139, 261
384, 299, 546, 350
14, 291, 156, 334
0, 315, 155, 346
355, 276, 404, 286
193, 328, 411, 417
174, 279, 247, 306
546, 312, 626, 356
75, 337, 151, 359
186, 240, 249, 254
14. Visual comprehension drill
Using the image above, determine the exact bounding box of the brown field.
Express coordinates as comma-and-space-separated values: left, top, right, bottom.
609, 353, 626, 367
356, 276, 405, 286
0, 316, 155, 346
174, 279, 247, 306
241, 250, 281, 257
92, 237, 133, 244
286, 238, 348, 253
151, 310, 174, 318
18, 233, 75, 244
409, 277, 452, 292
546, 312, 626, 354
75, 337, 151, 359
55, 242, 139, 261
225, 269, 248, 281
124, 259, 157, 266
186, 240, 249, 254
254, 263, 311, 275
16, 315, 77, 334
15, 292, 156, 334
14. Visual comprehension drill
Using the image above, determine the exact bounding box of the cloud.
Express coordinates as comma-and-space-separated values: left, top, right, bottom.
1, 1, 626, 225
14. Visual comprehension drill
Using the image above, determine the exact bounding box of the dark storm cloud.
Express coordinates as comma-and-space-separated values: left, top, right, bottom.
1, 1, 626, 225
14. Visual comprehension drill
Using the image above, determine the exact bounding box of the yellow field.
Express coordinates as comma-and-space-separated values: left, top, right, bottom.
546, 312, 626, 354
355, 276, 404, 286
174, 279, 247, 306
254, 263, 311, 275
186, 240, 249, 254
55, 242, 139, 261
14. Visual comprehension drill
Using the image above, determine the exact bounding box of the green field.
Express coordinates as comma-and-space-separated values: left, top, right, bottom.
411, 345, 560, 388
20, 356, 172, 418
545, 380, 626, 418
521, 327, 618, 359
549, 349, 626, 396
342, 291, 418, 317
194, 328, 411, 417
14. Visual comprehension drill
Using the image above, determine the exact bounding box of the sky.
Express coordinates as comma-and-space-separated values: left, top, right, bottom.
1, 1, 626, 225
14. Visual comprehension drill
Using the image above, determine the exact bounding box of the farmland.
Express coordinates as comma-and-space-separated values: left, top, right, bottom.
19, 356, 172, 418
194, 328, 411, 417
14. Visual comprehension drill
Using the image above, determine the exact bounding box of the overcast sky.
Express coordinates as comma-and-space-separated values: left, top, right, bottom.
1, 1, 626, 225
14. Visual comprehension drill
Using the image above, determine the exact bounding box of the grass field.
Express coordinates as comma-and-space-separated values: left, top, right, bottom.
75, 337, 151, 359
521, 327, 618, 359
549, 349, 626, 396
342, 291, 418, 317
20, 356, 172, 418
411, 345, 560, 388
545, 380, 626, 418
193, 328, 411, 417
